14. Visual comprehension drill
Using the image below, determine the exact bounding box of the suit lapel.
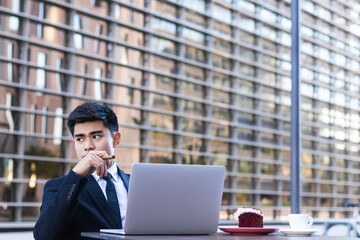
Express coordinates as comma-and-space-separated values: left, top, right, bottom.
117, 167, 130, 191
85, 176, 121, 229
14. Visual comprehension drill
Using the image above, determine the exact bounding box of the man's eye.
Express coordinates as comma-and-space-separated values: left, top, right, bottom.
93, 135, 101, 139
76, 138, 83, 142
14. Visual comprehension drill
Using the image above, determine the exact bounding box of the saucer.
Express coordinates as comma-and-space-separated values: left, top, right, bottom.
280, 228, 318, 236
219, 226, 278, 235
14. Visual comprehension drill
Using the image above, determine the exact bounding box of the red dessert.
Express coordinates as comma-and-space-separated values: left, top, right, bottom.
234, 207, 264, 227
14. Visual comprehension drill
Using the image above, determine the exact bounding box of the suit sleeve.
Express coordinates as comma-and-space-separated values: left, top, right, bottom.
33, 170, 88, 240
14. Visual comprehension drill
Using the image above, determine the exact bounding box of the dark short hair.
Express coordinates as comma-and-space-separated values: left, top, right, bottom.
67, 102, 119, 137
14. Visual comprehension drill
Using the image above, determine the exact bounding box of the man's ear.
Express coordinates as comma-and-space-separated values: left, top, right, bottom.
113, 131, 121, 148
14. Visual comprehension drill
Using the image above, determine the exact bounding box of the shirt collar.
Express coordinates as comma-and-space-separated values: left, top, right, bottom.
92, 163, 119, 182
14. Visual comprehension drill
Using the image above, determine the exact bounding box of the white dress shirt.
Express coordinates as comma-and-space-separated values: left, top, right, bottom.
92, 163, 128, 228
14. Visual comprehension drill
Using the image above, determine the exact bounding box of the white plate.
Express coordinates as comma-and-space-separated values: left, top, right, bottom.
280, 229, 318, 236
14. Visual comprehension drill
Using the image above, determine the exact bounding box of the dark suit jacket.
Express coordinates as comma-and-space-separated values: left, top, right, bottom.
33, 167, 130, 240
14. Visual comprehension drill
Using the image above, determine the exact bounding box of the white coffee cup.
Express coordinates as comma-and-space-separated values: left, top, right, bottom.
288, 214, 313, 230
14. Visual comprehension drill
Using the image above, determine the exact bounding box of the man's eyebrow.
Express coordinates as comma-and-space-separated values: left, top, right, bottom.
74, 130, 103, 138
89, 130, 103, 135
74, 133, 85, 138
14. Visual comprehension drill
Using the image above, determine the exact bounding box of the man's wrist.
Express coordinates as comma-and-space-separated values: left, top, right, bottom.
72, 165, 87, 177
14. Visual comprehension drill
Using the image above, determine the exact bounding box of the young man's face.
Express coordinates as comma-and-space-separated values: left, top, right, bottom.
73, 120, 120, 161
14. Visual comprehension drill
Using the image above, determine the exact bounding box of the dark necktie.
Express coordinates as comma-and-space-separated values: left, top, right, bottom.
103, 173, 122, 228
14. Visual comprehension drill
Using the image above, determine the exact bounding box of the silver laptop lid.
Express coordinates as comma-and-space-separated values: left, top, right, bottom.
124, 163, 225, 235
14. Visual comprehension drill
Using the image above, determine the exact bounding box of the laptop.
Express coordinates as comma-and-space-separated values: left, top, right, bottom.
101, 163, 225, 235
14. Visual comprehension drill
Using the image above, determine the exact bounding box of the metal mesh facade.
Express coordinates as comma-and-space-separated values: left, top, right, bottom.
0, 0, 360, 226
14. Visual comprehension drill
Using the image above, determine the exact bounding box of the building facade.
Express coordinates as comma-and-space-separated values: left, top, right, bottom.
0, 0, 360, 225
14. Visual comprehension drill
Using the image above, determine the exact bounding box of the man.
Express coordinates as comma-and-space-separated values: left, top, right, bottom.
34, 102, 129, 240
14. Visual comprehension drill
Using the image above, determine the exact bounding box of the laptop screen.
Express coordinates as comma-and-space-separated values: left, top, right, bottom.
124, 163, 226, 235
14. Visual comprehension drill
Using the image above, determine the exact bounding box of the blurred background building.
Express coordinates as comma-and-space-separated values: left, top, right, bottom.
0, 0, 360, 228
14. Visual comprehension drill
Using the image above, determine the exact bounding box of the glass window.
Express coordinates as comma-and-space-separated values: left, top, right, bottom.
263, 55, 276, 67
213, 73, 230, 88
180, 0, 205, 12
280, 32, 291, 46
8, 0, 20, 32
183, 28, 205, 45
114, 26, 143, 46
239, 80, 254, 94
36, 1, 45, 38
240, 17, 255, 32
317, 47, 330, 61
2, 93, 15, 131
76, 0, 108, 14
280, 17, 291, 30
262, 86, 275, 101
2, 42, 17, 82
263, 71, 276, 84
262, 117, 276, 128
152, 17, 176, 36
153, 0, 176, 18
303, 0, 315, 13
261, 148, 275, 160
318, 87, 330, 102
53, 108, 63, 145
262, 102, 276, 114
261, 133, 276, 143
149, 113, 173, 130
211, 140, 228, 154
238, 128, 253, 140
239, 31, 255, 44
318, 73, 330, 84
240, 47, 255, 61
184, 46, 205, 62
93, 24, 103, 54
36, 52, 46, 92
237, 144, 254, 157
213, 38, 231, 54
301, 68, 314, 80
259, 8, 277, 24
302, 26, 313, 37
301, 83, 314, 98
184, 9, 206, 27
260, 25, 277, 41
149, 151, 173, 164
151, 36, 176, 55
236, 0, 256, 13
212, 123, 229, 137
183, 100, 203, 116
154, 75, 175, 92
182, 119, 203, 134
114, 4, 144, 26
182, 136, 202, 152
44, 4, 67, 25
318, 7, 332, 20
149, 131, 173, 149
152, 56, 175, 74
184, 64, 205, 81
239, 63, 254, 77
183, 82, 203, 99
238, 95, 253, 109
213, 55, 231, 70
212, 106, 229, 121
213, 20, 232, 37
73, 14, 83, 49
262, 39, 276, 52
94, 67, 102, 100
212, 4, 231, 23
151, 94, 174, 111
212, 89, 229, 104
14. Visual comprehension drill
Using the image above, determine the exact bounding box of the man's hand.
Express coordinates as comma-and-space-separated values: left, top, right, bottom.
72, 151, 114, 178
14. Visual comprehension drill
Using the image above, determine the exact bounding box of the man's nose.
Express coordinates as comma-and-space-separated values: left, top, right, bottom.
84, 138, 95, 151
